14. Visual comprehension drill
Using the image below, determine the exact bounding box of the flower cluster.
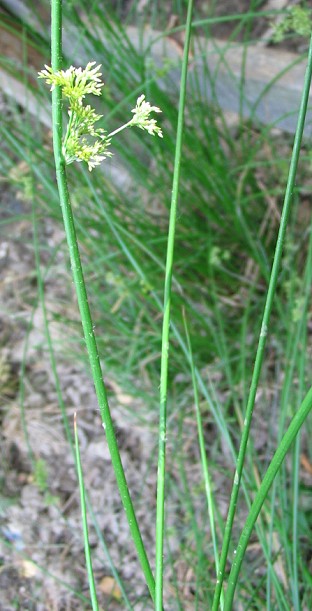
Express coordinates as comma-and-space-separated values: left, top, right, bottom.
38, 62, 103, 100
272, 6, 311, 43
39, 62, 111, 171
63, 102, 112, 170
38, 62, 163, 171
130, 95, 163, 137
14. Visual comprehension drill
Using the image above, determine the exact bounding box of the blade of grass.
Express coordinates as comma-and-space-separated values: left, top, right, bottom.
0, 536, 91, 605
223, 383, 312, 609
32, 209, 133, 607
5, 5, 311, 605
74, 412, 99, 611
182, 309, 220, 581
155, 1, 194, 607
32, 197, 73, 448
50, 0, 155, 600
291, 331, 309, 609
281, 209, 312, 609
212, 30, 312, 611
26, 158, 134, 608
145, 8, 288, 54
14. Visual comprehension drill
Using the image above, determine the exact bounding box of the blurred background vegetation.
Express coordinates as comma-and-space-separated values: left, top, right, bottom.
1, 1, 312, 609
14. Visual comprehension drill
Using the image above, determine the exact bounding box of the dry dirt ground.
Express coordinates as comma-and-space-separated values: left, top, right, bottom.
0, 185, 161, 610
0, 185, 229, 610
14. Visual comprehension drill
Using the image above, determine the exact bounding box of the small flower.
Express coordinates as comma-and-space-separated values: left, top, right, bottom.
38, 62, 104, 102
75, 138, 112, 172
64, 130, 112, 171
68, 103, 103, 136
130, 94, 163, 137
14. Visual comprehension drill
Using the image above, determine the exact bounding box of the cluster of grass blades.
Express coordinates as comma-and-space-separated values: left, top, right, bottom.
1, 0, 312, 608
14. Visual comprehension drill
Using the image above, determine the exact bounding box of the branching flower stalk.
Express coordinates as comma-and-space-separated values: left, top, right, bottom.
45, 0, 163, 603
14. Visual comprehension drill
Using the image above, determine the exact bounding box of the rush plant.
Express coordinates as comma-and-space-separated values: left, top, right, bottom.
39, 1, 163, 607
38, 0, 312, 608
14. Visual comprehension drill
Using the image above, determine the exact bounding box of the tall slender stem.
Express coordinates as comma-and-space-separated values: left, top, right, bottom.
183, 310, 220, 586
155, 1, 194, 609
74, 413, 99, 611
224, 385, 312, 608
50, 0, 155, 600
212, 31, 312, 610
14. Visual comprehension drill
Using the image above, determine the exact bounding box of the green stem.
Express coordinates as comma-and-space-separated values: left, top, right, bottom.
182, 310, 221, 594
74, 413, 99, 611
107, 119, 132, 138
62, 110, 74, 152
223, 385, 312, 609
51, 0, 155, 601
155, 1, 194, 609
212, 31, 312, 610
146, 10, 287, 55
